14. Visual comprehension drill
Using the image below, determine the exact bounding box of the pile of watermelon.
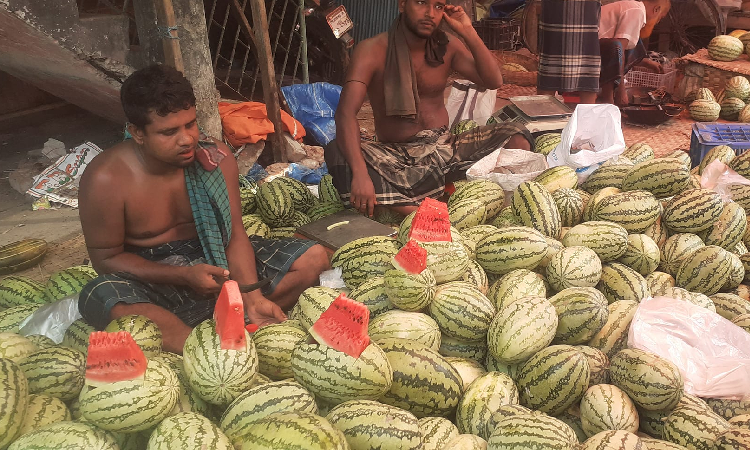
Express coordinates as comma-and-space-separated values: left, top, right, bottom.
2, 141, 750, 449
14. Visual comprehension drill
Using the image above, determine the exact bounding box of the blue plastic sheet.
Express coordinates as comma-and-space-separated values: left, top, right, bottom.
245, 163, 269, 183
281, 83, 342, 146
288, 162, 329, 185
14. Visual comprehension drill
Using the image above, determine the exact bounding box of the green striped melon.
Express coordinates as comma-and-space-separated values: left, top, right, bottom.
713, 428, 750, 450
240, 186, 257, 215
729, 183, 750, 211
709, 292, 750, 320
733, 313, 750, 332
580, 430, 644, 450
516, 345, 590, 415
562, 221, 629, 262
242, 214, 270, 237
0, 276, 47, 308
23, 335, 54, 350
182, 320, 258, 407
689, 99, 721, 121
487, 413, 578, 449
618, 234, 660, 276
429, 281, 495, 341
720, 97, 746, 120
699, 145, 736, 175
485, 352, 522, 380
307, 201, 345, 221
456, 371, 519, 437
512, 181, 562, 239
664, 287, 716, 311
663, 404, 731, 450
150, 351, 209, 416
378, 339, 462, 418
587, 300, 639, 358
580, 384, 639, 437
103, 314, 162, 358
274, 176, 316, 212
583, 187, 623, 222
666, 150, 693, 169
597, 262, 650, 304
724, 251, 746, 290
0, 304, 40, 333
577, 345, 611, 387
338, 241, 401, 288
546, 246, 603, 291
149, 411, 232, 450
555, 405, 587, 443
421, 240, 470, 284
252, 320, 307, 380
725, 75, 750, 100
256, 181, 296, 227
267, 226, 297, 239
419, 416, 460, 450
451, 119, 479, 135
643, 213, 668, 248
675, 245, 732, 295
349, 277, 395, 318
663, 189, 723, 233
646, 271, 676, 296
535, 133, 562, 156
18, 347, 85, 401
610, 348, 683, 411
592, 190, 660, 233
581, 164, 632, 194
491, 206, 523, 228
622, 158, 691, 198
475, 226, 549, 275
487, 269, 547, 310
539, 236, 565, 269
622, 143, 655, 164
289, 286, 340, 329
318, 174, 342, 204
446, 357, 486, 390
7, 421, 118, 450
443, 434, 488, 448
729, 149, 750, 177
60, 319, 95, 354
384, 267, 437, 312
439, 334, 488, 362
219, 380, 317, 445
534, 166, 578, 193
43, 267, 97, 302
659, 233, 705, 276
728, 413, 750, 427
708, 35, 744, 61
484, 404, 537, 439
326, 399, 422, 450
705, 397, 750, 420
549, 288, 609, 344
0, 333, 37, 362
236, 411, 348, 450
0, 358, 29, 449
17, 393, 71, 438
553, 188, 586, 228
486, 295, 557, 364
448, 180, 506, 221
462, 259, 489, 294
368, 310, 441, 350
449, 198, 487, 231
79, 358, 178, 432
291, 342, 392, 405
700, 202, 747, 250
639, 406, 671, 439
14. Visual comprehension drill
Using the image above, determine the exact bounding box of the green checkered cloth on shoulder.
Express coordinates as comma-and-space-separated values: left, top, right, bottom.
185, 161, 232, 270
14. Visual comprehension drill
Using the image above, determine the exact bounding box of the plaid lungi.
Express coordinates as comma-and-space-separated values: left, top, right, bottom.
537, 0, 601, 93
78, 237, 314, 329
324, 122, 533, 206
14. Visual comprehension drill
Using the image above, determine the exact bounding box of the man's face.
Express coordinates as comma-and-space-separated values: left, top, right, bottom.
400, 0, 446, 39
130, 107, 200, 168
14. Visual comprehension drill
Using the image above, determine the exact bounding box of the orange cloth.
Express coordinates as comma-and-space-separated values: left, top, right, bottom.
218, 101, 306, 148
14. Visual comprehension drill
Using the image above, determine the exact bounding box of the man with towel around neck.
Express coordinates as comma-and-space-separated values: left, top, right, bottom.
326, 0, 534, 217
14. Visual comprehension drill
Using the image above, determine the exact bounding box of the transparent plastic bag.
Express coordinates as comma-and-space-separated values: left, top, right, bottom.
628, 296, 750, 400
18, 296, 82, 344
466, 147, 548, 207
700, 159, 750, 202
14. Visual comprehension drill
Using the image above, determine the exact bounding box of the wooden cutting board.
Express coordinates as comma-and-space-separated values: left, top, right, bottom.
295, 210, 397, 250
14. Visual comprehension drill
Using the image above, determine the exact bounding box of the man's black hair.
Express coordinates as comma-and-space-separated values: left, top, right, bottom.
120, 64, 196, 129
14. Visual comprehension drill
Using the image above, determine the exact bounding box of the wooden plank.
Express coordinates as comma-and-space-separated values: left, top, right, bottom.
249, 0, 288, 163
155, 0, 185, 72
228, 0, 258, 50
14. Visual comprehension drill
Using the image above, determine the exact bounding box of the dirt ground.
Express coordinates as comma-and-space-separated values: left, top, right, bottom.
0, 84, 694, 284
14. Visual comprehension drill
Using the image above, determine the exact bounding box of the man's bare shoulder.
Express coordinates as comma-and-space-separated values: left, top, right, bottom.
80, 140, 134, 190
351, 33, 388, 63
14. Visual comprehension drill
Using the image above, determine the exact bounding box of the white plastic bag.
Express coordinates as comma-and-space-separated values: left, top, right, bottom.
700, 159, 750, 201
628, 296, 750, 400
466, 148, 549, 207
547, 104, 626, 182
445, 80, 497, 128
18, 296, 82, 344
319, 267, 347, 290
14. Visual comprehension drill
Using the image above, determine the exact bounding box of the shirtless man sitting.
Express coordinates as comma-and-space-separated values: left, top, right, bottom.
77, 65, 329, 353
326, 0, 534, 217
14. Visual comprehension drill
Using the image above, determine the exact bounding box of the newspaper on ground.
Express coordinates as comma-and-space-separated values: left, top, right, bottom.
26, 142, 103, 208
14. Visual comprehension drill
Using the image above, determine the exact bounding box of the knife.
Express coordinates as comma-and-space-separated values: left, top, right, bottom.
236, 277, 273, 293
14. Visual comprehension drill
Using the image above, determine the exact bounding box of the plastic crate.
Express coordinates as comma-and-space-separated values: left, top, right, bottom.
625, 69, 677, 94
473, 19, 520, 51
689, 123, 750, 168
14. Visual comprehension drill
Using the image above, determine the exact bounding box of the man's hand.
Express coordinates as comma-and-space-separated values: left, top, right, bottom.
637, 59, 664, 74
245, 295, 287, 327
350, 172, 377, 217
181, 264, 229, 296
443, 5, 473, 36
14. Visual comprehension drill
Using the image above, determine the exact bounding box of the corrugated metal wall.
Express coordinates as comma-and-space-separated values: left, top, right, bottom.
340, 0, 399, 43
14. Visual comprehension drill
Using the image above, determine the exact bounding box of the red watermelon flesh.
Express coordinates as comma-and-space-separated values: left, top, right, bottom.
408, 197, 451, 242
85, 331, 147, 386
309, 293, 371, 358
393, 240, 427, 274
214, 280, 247, 350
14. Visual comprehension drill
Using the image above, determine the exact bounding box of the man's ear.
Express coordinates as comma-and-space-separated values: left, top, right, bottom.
398, 0, 406, 13
127, 123, 146, 145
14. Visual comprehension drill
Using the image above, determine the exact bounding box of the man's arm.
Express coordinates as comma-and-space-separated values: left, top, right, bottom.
444, 5, 503, 89
334, 40, 378, 217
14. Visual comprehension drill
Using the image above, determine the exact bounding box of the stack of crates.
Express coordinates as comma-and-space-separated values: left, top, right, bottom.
689, 123, 750, 168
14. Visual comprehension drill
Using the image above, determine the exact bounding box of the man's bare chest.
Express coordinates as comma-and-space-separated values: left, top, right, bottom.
124, 176, 196, 239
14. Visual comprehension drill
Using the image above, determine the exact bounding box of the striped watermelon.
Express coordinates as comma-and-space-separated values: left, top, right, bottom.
103, 314, 162, 358
549, 287, 609, 345
622, 143, 655, 164
429, 281, 495, 341
581, 165, 631, 194
709, 292, 750, 320
546, 246, 602, 292
663, 404, 731, 450
700, 202, 747, 250
449, 198, 487, 231
562, 221, 629, 262
446, 357, 486, 389
368, 310, 441, 350
448, 180, 506, 222
149, 412, 233, 450
0, 358, 29, 449
665, 287, 716, 311
0, 333, 37, 362
580, 384, 639, 437
699, 145, 736, 175
555, 405, 587, 443
462, 259, 489, 294
234, 411, 348, 450
267, 226, 297, 239
728, 413, 750, 427
622, 158, 691, 198
675, 245, 732, 295
535, 133, 562, 156
587, 300, 639, 358
487, 295, 557, 364
0, 277, 47, 308
487, 413, 578, 449
516, 345, 590, 415
577, 345, 611, 387
289, 286, 340, 329
660, 233, 705, 276
618, 234, 660, 276
725, 75, 750, 100
150, 351, 210, 416
378, 339, 462, 418
487, 269, 547, 310
610, 348, 683, 411
720, 97, 746, 120
714, 428, 750, 450
553, 188, 586, 227
421, 240, 470, 284
23, 335, 54, 351
456, 371, 519, 437
242, 214, 270, 237
256, 180, 295, 227
18, 346, 85, 401
689, 99, 721, 121
7, 421, 119, 450
733, 313, 750, 332
326, 399, 422, 450
597, 262, 650, 304
730, 184, 750, 211
475, 226, 549, 275
384, 267, 437, 312
539, 236, 565, 270
512, 181, 562, 239
730, 149, 750, 177
219, 380, 318, 445
580, 430, 644, 450
663, 189, 723, 233
708, 35, 744, 61
16, 393, 71, 438
666, 150, 693, 168
705, 397, 750, 420
182, 320, 258, 406
60, 319, 95, 354
443, 434, 487, 448
592, 190, 660, 233
647, 271, 676, 296
43, 266, 97, 302
491, 206, 523, 228
252, 320, 307, 380
419, 416, 460, 450
274, 176, 316, 211
291, 341, 392, 405
348, 277, 395, 318
534, 166, 578, 193
583, 187, 623, 222
319, 174, 342, 204
485, 352, 522, 380
439, 334, 488, 362
307, 201, 345, 221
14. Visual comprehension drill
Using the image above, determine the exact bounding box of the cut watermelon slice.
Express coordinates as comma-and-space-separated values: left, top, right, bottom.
393, 240, 427, 274
214, 280, 247, 350
309, 293, 371, 358
85, 331, 147, 386
408, 197, 451, 242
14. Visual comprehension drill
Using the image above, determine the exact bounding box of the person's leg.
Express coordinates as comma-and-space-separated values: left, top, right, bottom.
109, 302, 191, 354
578, 91, 598, 104
506, 133, 532, 151
267, 244, 331, 311
599, 81, 615, 104
381, 205, 418, 216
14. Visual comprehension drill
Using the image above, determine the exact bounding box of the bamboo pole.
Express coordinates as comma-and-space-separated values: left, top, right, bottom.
155, 0, 185, 72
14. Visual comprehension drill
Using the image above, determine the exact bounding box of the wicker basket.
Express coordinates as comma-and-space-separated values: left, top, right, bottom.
702, 66, 750, 96
492, 51, 538, 86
